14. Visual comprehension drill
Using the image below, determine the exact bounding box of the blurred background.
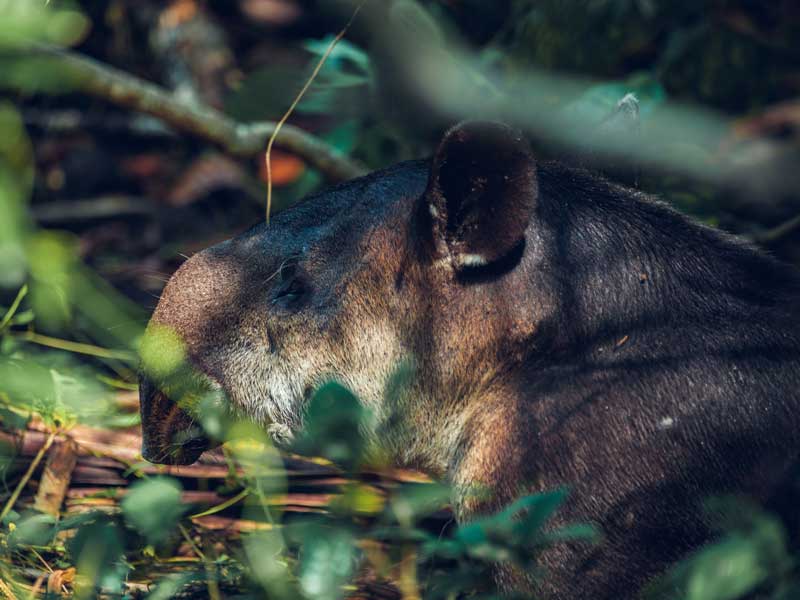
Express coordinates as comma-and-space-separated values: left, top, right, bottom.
0, 0, 799, 598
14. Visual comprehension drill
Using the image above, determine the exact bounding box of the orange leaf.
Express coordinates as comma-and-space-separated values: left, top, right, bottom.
260, 150, 305, 187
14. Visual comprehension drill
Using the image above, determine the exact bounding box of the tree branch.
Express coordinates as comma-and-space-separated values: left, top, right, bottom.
19, 45, 368, 182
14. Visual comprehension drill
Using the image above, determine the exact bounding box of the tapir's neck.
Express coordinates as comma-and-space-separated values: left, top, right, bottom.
378, 163, 800, 506
535, 162, 800, 350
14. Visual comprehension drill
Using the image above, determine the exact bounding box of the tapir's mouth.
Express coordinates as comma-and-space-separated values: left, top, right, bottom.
138, 375, 217, 465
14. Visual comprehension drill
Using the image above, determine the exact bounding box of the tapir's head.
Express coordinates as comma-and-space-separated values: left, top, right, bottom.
139, 122, 542, 466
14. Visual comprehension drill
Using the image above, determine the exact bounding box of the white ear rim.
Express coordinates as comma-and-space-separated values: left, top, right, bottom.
455, 253, 489, 268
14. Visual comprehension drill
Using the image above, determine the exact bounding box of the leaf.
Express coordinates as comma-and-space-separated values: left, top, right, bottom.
0, 3, 89, 49
389, 0, 446, 48
473, 489, 569, 547
138, 323, 187, 380
244, 529, 294, 597
324, 120, 361, 155
121, 477, 186, 545
298, 525, 357, 600
331, 483, 385, 515
303, 38, 371, 75
66, 516, 125, 594
544, 523, 601, 544
645, 500, 791, 600
259, 150, 306, 187
370, 526, 433, 544
390, 481, 450, 526
0, 355, 114, 427
685, 537, 768, 600
291, 382, 369, 471
8, 513, 56, 548
224, 65, 307, 121
146, 573, 198, 600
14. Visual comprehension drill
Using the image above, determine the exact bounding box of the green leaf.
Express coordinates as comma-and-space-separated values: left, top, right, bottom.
303, 38, 371, 75
298, 525, 357, 600
0, 355, 115, 427
646, 499, 791, 600
685, 537, 768, 600
66, 516, 125, 594
479, 489, 569, 545
391, 481, 450, 527
146, 573, 198, 600
224, 66, 307, 121
323, 120, 361, 155
389, 0, 445, 48
0, 3, 89, 49
291, 382, 369, 471
8, 513, 56, 548
121, 477, 186, 545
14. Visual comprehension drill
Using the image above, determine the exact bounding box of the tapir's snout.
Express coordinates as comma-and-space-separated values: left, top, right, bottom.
138, 246, 244, 465
138, 373, 212, 465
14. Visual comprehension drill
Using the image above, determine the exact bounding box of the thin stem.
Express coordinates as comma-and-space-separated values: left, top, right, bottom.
265, 1, 367, 223
0, 285, 28, 332
0, 430, 57, 523
189, 488, 250, 520
12, 331, 136, 362
178, 523, 222, 600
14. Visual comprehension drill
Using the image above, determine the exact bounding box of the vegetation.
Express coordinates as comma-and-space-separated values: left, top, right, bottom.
0, 0, 798, 598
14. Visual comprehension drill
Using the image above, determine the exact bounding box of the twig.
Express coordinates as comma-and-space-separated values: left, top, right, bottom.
12, 331, 136, 362
31, 196, 158, 223
12, 45, 367, 182
752, 214, 800, 245
189, 488, 250, 520
26, 575, 45, 600
178, 523, 222, 600
0, 430, 57, 523
34, 438, 79, 516
0, 578, 18, 600
265, 1, 367, 222
0, 285, 28, 332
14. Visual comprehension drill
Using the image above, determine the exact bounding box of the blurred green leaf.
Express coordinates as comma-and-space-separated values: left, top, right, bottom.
291, 382, 368, 471
391, 481, 450, 527
121, 477, 186, 545
0, 354, 115, 427
647, 498, 792, 600
389, 0, 446, 48
7, 512, 56, 548
685, 536, 769, 600
0, 103, 33, 290
303, 38, 371, 75
0, 56, 85, 94
138, 323, 187, 380
244, 529, 295, 597
25, 231, 78, 331
297, 524, 357, 600
66, 515, 125, 597
225, 66, 306, 121
0, 1, 89, 49
146, 573, 199, 600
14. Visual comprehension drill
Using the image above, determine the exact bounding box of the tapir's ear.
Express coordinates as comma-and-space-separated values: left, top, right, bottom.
425, 121, 537, 269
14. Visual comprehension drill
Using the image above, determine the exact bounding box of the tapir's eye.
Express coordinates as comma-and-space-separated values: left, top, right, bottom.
272, 263, 308, 309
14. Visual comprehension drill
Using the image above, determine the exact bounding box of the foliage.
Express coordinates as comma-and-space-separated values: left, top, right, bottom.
0, 0, 798, 598
646, 498, 800, 600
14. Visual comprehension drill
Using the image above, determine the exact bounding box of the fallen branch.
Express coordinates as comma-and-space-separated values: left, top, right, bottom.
33, 438, 78, 516
13, 45, 368, 182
